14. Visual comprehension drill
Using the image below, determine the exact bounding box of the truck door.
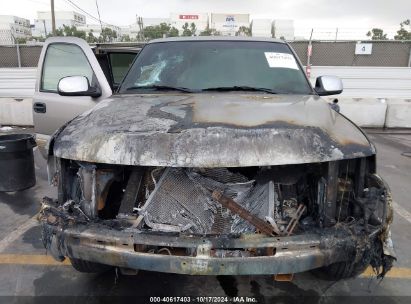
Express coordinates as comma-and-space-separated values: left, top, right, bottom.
33, 37, 112, 152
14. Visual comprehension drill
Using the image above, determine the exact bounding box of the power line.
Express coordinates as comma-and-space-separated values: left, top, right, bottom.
61, 0, 115, 27
26, 0, 64, 10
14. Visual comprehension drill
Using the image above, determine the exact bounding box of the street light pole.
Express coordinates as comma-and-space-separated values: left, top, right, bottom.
51, 0, 56, 35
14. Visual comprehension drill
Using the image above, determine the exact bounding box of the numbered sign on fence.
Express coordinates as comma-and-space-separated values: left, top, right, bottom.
355, 43, 373, 55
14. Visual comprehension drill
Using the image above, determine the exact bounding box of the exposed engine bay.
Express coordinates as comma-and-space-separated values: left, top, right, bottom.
138, 167, 308, 235
39, 155, 396, 277
57, 158, 387, 235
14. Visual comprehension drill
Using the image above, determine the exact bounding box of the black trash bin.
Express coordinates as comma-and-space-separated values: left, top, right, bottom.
0, 134, 37, 192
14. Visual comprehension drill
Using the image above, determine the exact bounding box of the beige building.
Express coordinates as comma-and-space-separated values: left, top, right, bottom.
0, 15, 31, 44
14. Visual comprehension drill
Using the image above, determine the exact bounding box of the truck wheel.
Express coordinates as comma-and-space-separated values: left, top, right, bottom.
70, 258, 112, 273
315, 259, 369, 280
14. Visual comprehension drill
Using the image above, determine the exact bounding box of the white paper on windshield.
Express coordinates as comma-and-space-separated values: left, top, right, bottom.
264, 52, 299, 70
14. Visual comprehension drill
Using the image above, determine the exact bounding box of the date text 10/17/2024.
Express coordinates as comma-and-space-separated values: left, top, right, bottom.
149, 297, 258, 303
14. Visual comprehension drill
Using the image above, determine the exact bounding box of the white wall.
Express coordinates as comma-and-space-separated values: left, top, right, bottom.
310, 66, 411, 98
170, 13, 208, 35
142, 18, 170, 27
1, 67, 411, 128
251, 19, 272, 37
0, 68, 36, 98
33, 11, 86, 37
273, 19, 294, 40
210, 13, 249, 36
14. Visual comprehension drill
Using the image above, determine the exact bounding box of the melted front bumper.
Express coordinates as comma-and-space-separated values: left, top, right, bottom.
42, 221, 370, 275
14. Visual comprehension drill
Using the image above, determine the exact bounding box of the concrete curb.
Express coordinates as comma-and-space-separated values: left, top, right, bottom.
325, 97, 388, 128
385, 99, 411, 128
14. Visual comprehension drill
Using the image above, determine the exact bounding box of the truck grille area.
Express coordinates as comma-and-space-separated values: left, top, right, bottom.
141, 168, 255, 234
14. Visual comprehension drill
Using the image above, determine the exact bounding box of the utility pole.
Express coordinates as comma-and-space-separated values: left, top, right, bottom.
43, 19, 47, 37
306, 29, 313, 78
50, 0, 56, 35
95, 0, 104, 34
137, 16, 144, 41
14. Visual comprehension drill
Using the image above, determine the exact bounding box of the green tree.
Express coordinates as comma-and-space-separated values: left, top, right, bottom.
236, 26, 251, 36
168, 26, 179, 37
182, 22, 197, 36
15, 37, 28, 44
143, 23, 179, 40
394, 19, 411, 40
86, 30, 97, 43
366, 28, 388, 40
182, 22, 191, 36
121, 34, 131, 42
54, 25, 87, 39
100, 27, 117, 42
31, 36, 46, 42
190, 22, 197, 35
199, 27, 220, 36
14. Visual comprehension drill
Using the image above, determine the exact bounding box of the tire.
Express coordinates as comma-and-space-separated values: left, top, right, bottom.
70, 258, 112, 274
314, 259, 369, 280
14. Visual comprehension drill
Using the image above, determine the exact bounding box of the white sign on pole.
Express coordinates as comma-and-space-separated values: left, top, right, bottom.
355, 43, 373, 55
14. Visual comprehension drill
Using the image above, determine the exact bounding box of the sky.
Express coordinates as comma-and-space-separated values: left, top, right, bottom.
2, 0, 410, 39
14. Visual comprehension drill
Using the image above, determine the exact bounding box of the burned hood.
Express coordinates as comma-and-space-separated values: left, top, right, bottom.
53, 93, 375, 167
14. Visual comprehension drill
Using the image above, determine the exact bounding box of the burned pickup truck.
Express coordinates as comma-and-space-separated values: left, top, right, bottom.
37, 36, 395, 278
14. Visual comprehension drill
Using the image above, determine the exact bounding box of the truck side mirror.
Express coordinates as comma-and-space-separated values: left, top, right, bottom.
58, 76, 101, 97
315, 76, 343, 96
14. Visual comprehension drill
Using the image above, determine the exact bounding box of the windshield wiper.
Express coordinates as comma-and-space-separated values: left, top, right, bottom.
125, 85, 194, 93
201, 86, 279, 94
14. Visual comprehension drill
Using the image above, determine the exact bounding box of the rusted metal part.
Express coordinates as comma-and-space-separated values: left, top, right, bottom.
212, 191, 278, 236
38, 218, 368, 275
367, 174, 396, 274
38, 167, 395, 277
52, 94, 375, 167
355, 158, 366, 196
274, 273, 294, 281
117, 168, 143, 216
285, 205, 306, 236
324, 161, 338, 226
77, 166, 116, 218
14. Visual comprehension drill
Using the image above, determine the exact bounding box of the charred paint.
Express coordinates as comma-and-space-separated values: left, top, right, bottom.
53, 93, 374, 167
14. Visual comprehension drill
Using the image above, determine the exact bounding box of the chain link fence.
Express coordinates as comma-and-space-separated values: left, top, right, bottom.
0, 30, 43, 67
0, 44, 43, 67
290, 40, 411, 67
0, 37, 410, 68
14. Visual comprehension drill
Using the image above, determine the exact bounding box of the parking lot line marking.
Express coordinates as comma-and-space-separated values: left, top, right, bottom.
0, 254, 410, 279
0, 254, 71, 266
392, 201, 411, 224
360, 266, 411, 279
0, 216, 38, 253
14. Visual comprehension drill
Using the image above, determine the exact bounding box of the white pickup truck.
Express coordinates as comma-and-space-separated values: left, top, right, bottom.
36, 36, 395, 279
